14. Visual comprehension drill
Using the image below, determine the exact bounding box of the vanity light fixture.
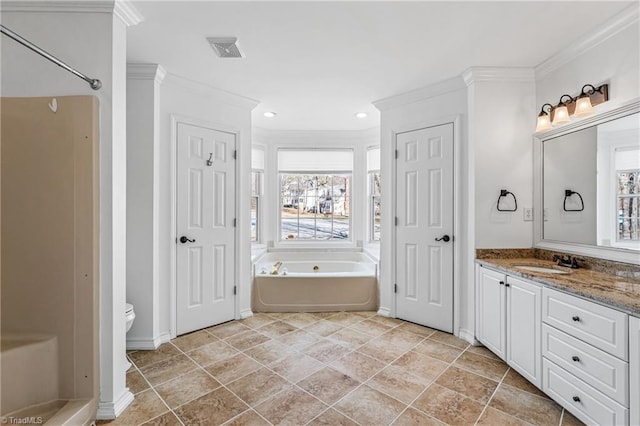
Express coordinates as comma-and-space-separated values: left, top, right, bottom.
263, 112, 277, 118
535, 83, 609, 132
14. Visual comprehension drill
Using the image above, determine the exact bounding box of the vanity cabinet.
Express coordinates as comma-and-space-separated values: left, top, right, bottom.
476, 265, 542, 387
631, 316, 640, 426
542, 287, 629, 425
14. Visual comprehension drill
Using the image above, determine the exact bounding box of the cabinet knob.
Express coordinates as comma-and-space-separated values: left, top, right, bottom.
572, 396, 581, 403
499, 281, 505, 285
505, 283, 510, 287
572, 316, 580, 322
572, 356, 580, 362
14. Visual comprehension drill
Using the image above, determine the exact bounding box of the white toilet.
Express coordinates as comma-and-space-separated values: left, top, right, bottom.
125, 303, 136, 332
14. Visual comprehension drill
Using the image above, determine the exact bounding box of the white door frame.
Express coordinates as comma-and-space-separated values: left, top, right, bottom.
169, 114, 241, 338
389, 115, 462, 336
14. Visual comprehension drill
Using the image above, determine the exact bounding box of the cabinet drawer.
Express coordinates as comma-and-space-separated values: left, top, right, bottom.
542, 288, 628, 360
543, 358, 628, 426
542, 324, 628, 406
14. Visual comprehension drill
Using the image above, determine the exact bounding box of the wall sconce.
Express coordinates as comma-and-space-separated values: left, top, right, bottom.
535, 83, 608, 132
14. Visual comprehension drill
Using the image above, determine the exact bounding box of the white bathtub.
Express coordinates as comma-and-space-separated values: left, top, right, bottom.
253, 251, 378, 312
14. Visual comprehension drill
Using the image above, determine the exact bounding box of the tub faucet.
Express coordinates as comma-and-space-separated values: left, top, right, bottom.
270, 261, 283, 275
552, 254, 580, 269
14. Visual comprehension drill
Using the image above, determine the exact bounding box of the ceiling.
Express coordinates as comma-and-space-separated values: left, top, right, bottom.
127, 1, 633, 131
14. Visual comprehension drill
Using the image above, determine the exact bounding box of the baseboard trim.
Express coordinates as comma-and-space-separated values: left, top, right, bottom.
377, 307, 391, 317
126, 332, 169, 350
239, 309, 254, 319
96, 389, 134, 420
459, 328, 480, 346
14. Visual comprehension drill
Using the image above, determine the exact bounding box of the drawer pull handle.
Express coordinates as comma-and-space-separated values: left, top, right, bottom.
573, 396, 581, 403
572, 356, 580, 362
499, 281, 504, 285
572, 316, 580, 322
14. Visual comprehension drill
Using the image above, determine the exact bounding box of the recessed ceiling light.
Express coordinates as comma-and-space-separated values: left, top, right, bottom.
355, 112, 368, 119
263, 112, 277, 118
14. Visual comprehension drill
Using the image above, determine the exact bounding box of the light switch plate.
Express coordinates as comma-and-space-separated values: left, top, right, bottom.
523, 208, 533, 221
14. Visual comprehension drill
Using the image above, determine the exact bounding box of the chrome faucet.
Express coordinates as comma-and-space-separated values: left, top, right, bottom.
270, 261, 283, 275
552, 254, 580, 269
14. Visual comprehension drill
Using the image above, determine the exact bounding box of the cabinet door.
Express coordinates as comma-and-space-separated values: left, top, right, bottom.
507, 276, 542, 388
476, 265, 506, 359
631, 316, 640, 426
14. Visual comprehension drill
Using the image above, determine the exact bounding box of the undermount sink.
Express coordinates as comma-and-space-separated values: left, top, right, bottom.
514, 265, 571, 275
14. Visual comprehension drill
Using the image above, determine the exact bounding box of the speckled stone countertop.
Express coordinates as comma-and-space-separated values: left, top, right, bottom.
476, 257, 640, 318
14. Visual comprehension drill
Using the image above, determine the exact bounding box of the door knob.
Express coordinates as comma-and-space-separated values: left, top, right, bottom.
179, 236, 195, 244
435, 235, 451, 242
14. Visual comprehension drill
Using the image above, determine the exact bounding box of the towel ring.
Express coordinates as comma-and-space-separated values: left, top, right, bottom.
563, 190, 584, 212
496, 189, 518, 212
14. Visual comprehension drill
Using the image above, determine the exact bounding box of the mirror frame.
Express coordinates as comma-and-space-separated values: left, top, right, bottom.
533, 97, 640, 265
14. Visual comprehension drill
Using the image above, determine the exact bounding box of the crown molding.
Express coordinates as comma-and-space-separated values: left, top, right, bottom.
373, 75, 465, 112
164, 73, 260, 111
127, 64, 166, 84
462, 67, 535, 86
1, 0, 144, 26
535, 3, 639, 80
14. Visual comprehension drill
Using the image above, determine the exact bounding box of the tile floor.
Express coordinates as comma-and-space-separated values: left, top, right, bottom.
99, 312, 585, 425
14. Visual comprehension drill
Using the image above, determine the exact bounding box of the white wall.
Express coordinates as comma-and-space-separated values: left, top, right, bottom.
0, 4, 136, 419
158, 74, 256, 334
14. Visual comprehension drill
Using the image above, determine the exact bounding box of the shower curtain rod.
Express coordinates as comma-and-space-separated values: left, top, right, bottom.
1, 24, 102, 90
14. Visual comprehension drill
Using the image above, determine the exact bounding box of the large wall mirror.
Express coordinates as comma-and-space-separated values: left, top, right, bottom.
534, 99, 640, 264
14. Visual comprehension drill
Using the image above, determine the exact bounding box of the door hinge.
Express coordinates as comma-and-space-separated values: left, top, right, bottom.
233, 285, 237, 295
395, 217, 399, 226
395, 149, 398, 159
233, 218, 236, 227
232, 150, 237, 160
394, 283, 398, 294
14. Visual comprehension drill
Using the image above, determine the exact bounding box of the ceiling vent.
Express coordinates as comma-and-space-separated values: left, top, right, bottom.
207, 37, 243, 58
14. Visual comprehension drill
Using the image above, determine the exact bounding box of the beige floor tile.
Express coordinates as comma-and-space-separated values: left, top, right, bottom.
352, 311, 377, 318
128, 343, 181, 369
244, 339, 297, 365
207, 321, 252, 339
397, 321, 437, 338
369, 315, 404, 327
126, 368, 150, 394
140, 411, 183, 425
279, 312, 320, 328
502, 368, 548, 398
368, 365, 432, 404
172, 329, 218, 352
308, 311, 340, 319
489, 383, 563, 425
155, 369, 221, 409
428, 330, 470, 349
270, 352, 324, 382
303, 339, 352, 363
223, 409, 270, 425
335, 385, 406, 425
412, 339, 465, 363
187, 340, 239, 366
476, 407, 529, 425
562, 409, 586, 426
392, 408, 445, 425
225, 330, 271, 351
254, 320, 297, 338
392, 351, 448, 381
330, 351, 386, 382
104, 389, 169, 425
276, 329, 321, 349
377, 328, 425, 350
297, 367, 361, 404
466, 344, 502, 361
327, 327, 373, 349
205, 353, 262, 384
358, 337, 409, 363
453, 351, 509, 381
255, 386, 327, 425
326, 312, 364, 326
226, 368, 291, 406
174, 387, 248, 425
303, 319, 344, 337
238, 314, 276, 330
435, 366, 499, 404
308, 408, 358, 426
348, 318, 393, 337
140, 354, 199, 386
412, 383, 485, 425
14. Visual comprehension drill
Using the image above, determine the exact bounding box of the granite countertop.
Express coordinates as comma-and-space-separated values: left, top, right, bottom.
476, 257, 640, 318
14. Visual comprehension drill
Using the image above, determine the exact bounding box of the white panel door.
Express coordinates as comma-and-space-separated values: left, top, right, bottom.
177, 123, 236, 335
395, 123, 454, 332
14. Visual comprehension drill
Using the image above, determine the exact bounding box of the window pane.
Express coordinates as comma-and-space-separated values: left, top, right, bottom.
618, 196, 640, 241
251, 196, 258, 242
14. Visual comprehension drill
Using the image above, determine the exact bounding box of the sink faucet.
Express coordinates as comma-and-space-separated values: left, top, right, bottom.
552, 255, 579, 269
270, 261, 283, 275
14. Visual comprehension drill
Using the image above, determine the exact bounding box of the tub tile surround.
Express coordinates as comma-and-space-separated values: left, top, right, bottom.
98, 312, 583, 425
476, 249, 640, 316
